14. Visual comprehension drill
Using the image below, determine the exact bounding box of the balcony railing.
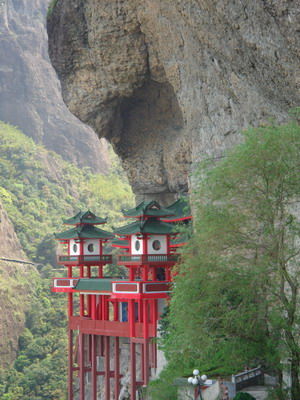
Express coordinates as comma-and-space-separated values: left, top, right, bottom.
58, 254, 112, 265
118, 254, 179, 264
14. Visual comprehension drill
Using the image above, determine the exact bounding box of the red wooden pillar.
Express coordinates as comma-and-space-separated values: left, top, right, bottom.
80, 265, 84, 277
114, 337, 120, 399
143, 339, 150, 385
104, 336, 110, 400
91, 295, 97, 320
80, 295, 85, 316
143, 300, 150, 385
129, 267, 135, 280
68, 329, 74, 400
79, 332, 85, 400
87, 295, 92, 317
98, 265, 103, 278
68, 293, 73, 317
68, 265, 72, 278
87, 266, 91, 278
129, 300, 135, 337
130, 340, 136, 400
91, 335, 97, 400
113, 301, 119, 321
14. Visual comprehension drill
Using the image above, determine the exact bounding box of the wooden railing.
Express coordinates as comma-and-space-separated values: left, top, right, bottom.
118, 254, 179, 264
58, 255, 112, 265
232, 367, 264, 391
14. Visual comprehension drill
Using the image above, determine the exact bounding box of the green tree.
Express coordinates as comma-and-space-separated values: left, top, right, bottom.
159, 121, 300, 399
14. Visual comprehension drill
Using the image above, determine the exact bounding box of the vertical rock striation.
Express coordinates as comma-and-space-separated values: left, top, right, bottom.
47, 0, 299, 200
0, 0, 109, 172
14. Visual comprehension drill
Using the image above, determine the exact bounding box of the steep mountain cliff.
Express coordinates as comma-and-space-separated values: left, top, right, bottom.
0, 202, 36, 367
0, 0, 108, 172
47, 0, 300, 201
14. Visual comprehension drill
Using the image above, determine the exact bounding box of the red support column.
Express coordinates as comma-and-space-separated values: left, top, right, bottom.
68, 329, 74, 400
79, 332, 85, 400
98, 265, 103, 278
87, 266, 91, 278
87, 295, 92, 317
130, 341, 136, 400
91, 295, 97, 320
129, 267, 135, 280
80, 295, 85, 316
114, 337, 120, 399
80, 265, 84, 277
104, 336, 110, 400
143, 300, 150, 385
113, 301, 119, 321
143, 339, 150, 385
91, 335, 97, 400
68, 293, 73, 317
129, 300, 135, 337
68, 265, 72, 278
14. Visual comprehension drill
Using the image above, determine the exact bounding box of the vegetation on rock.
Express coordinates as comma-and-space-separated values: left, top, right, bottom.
0, 121, 134, 399
150, 120, 300, 400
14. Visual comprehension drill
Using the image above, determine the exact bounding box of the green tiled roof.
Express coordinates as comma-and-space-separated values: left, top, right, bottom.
74, 278, 114, 292
112, 238, 130, 247
114, 219, 178, 236
122, 201, 174, 218
55, 224, 114, 240
63, 210, 107, 225
161, 198, 192, 222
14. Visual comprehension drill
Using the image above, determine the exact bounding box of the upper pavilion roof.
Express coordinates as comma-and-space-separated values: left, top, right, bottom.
55, 224, 114, 240
63, 210, 107, 225
114, 218, 178, 236
122, 201, 175, 219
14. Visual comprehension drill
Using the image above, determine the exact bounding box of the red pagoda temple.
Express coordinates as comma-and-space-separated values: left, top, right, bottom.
52, 201, 191, 400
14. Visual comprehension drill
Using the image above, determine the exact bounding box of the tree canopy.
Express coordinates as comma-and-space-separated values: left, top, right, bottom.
151, 120, 300, 400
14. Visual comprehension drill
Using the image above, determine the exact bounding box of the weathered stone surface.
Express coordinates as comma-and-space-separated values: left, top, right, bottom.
48, 0, 299, 200
0, 0, 109, 172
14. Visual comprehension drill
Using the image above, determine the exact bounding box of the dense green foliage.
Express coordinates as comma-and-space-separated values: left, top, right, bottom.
233, 393, 256, 400
0, 121, 134, 399
0, 267, 67, 400
0, 121, 133, 262
149, 121, 300, 399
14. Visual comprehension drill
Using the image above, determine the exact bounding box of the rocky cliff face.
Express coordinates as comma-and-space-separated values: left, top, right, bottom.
0, 0, 109, 172
0, 202, 36, 367
47, 0, 299, 201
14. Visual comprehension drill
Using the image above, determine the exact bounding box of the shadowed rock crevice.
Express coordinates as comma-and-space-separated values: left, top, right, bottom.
47, 0, 300, 201
112, 80, 189, 199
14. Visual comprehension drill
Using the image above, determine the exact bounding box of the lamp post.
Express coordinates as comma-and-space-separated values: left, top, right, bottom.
187, 369, 207, 400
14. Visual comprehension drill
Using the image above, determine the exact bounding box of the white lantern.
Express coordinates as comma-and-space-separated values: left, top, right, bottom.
187, 377, 194, 384
201, 374, 207, 382
193, 369, 199, 376
192, 377, 198, 385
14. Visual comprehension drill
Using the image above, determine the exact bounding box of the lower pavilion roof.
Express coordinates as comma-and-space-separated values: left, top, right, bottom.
74, 278, 114, 292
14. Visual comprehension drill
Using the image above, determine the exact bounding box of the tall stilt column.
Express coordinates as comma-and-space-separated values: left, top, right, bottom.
91, 335, 97, 400
114, 337, 120, 399
68, 329, 74, 400
79, 332, 85, 400
130, 340, 136, 400
104, 336, 110, 400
